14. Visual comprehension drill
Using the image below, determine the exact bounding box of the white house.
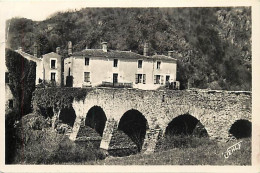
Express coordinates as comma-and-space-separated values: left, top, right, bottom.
64, 42, 179, 90
16, 46, 62, 86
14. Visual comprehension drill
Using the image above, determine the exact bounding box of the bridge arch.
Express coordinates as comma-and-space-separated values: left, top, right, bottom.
162, 105, 213, 137
229, 119, 251, 139
38, 106, 54, 118
165, 113, 208, 137
118, 109, 149, 151
59, 107, 76, 127
85, 106, 107, 136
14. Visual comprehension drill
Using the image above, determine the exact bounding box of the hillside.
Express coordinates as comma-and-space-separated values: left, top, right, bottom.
6, 7, 251, 90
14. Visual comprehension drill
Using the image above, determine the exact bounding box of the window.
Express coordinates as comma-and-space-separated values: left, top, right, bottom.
113, 73, 118, 84
157, 61, 161, 69
166, 75, 170, 86
114, 59, 118, 67
51, 59, 56, 69
9, 99, 13, 108
84, 72, 90, 82
138, 60, 143, 68
154, 75, 161, 84
135, 74, 146, 84
161, 75, 164, 85
51, 72, 56, 81
138, 74, 142, 83
38, 78, 43, 83
143, 74, 146, 84
166, 75, 170, 82
85, 57, 89, 66
5, 72, 9, 84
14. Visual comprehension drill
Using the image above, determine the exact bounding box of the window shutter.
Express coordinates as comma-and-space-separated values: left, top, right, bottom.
143, 74, 146, 84
135, 74, 138, 84
154, 75, 156, 84
161, 75, 164, 85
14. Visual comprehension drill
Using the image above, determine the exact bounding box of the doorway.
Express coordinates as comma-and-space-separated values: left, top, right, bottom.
113, 73, 118, 86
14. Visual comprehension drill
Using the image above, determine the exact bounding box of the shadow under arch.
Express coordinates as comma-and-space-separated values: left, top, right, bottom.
165, 113, 208, 137
85, 106, 107, 136
118, 109, 149, 152
59, 107, 76, 127
229, 119, 251, 139
38, 106, 54, 119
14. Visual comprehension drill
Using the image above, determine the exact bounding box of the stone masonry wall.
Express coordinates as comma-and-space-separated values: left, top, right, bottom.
42, 88, 251, 153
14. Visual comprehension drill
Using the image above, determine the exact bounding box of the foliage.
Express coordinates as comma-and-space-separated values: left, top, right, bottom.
5, 111, 20, 164
32, 88, 89, 111
6, 7, 251, 90
12, 113, 105, 164
5, 48, 36, 117
48, 138, 106, 164
91, 138, 251, 165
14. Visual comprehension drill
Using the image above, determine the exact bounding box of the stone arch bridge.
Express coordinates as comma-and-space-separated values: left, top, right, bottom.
41, 88, 252, 153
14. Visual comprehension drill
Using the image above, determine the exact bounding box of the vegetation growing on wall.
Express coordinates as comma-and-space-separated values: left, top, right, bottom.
32, 88, 88, 111
5, 48, 36, 164
5, 48, 36, 117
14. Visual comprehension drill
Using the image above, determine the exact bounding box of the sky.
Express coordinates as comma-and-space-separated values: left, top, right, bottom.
0, 1, 90, 21
0, 0, 255, 21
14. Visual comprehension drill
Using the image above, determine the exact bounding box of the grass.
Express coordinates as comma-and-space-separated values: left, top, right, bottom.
87, 137, 251, 165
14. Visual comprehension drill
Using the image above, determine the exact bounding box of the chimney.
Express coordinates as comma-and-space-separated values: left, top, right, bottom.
68, 41, 72, 56
168, 51, 174, 57
102, 42, 107, 52
144, 42, 149, 56
33, 42, 38, 57
56, 47, 60, 54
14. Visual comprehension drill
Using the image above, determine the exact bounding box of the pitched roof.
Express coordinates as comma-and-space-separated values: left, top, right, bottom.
42, 52, 61, 59
72, 49, 177, 62
15, 50, 42, 62
151, 54, 177, 61
73, 49, 145, 59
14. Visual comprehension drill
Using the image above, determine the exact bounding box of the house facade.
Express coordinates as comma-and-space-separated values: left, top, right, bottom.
16, 46, 62, 86
42, 52, 62, 86
64, 42, 178, 90
16, 47, 43, 85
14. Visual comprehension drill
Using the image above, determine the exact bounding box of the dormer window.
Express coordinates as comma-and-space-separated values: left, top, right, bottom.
50, 59, 57, 69
85, 57, 89, 66
114, 59, 118, 67
138, 60, 143, 68
157, 61, 161, 69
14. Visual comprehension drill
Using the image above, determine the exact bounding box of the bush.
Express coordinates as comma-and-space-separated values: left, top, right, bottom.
49, 138, 106, 164
32, 88, 88, 111
13, 113, 106, 164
